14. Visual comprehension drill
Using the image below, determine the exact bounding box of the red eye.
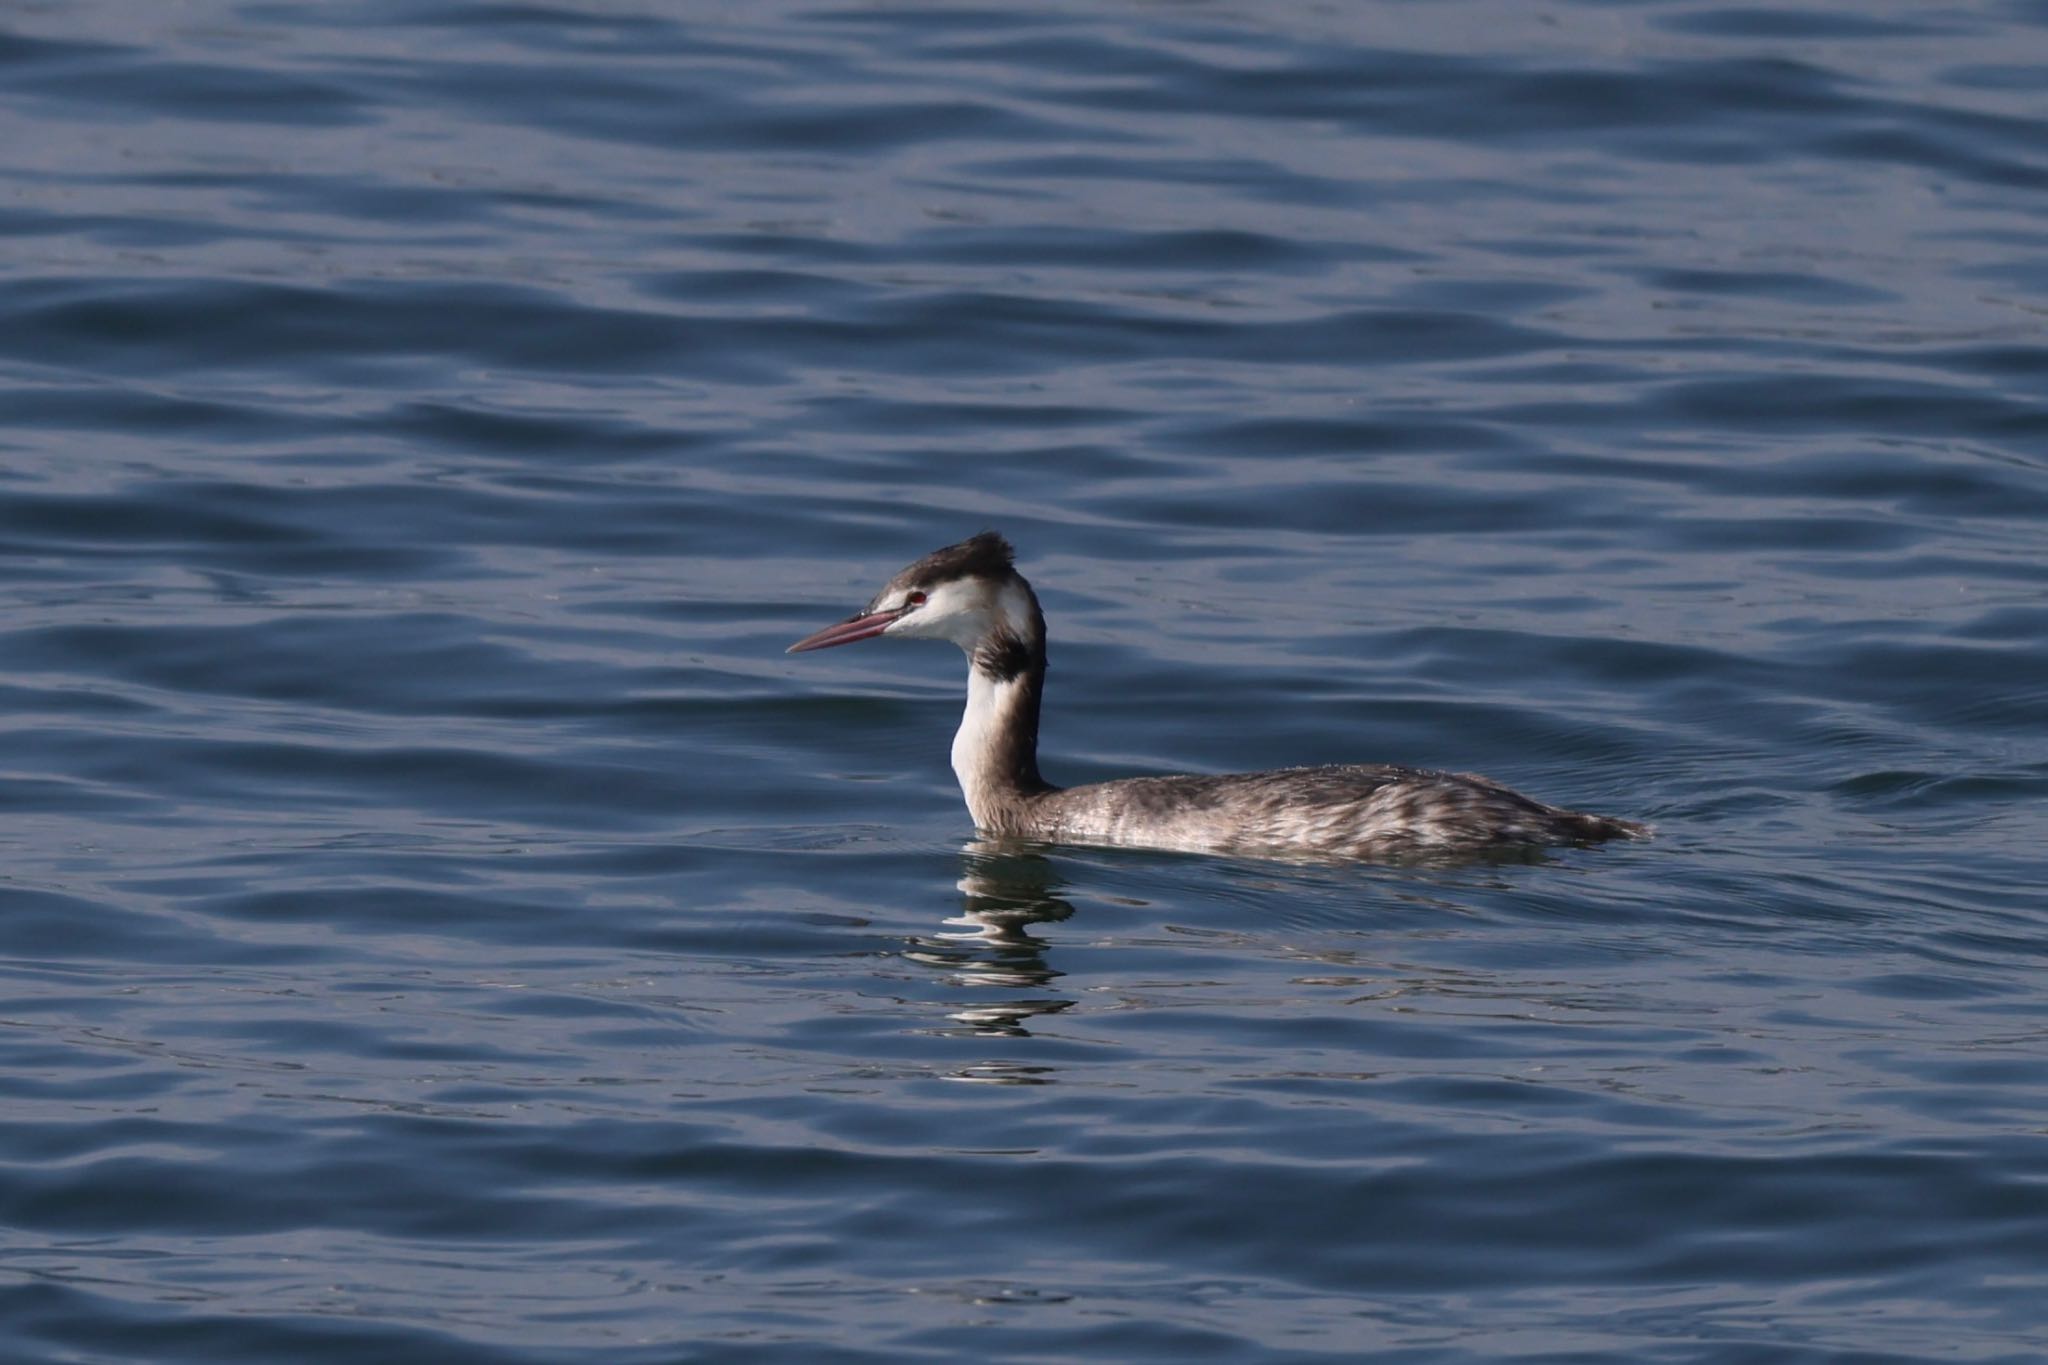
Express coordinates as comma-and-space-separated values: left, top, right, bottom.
906, 591, 927, 606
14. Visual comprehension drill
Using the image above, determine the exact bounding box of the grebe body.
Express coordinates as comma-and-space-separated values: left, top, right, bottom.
790, 534, 1649, 860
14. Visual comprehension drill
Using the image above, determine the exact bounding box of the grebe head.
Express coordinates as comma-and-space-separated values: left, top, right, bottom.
787, 532, 1040, 661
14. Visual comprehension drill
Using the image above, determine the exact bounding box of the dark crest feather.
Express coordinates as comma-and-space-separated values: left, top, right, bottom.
866, 532, 1023, 615
906, 531, 1014, 587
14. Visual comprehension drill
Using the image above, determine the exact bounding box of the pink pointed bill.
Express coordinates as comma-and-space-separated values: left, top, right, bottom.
787, 608, 900, 653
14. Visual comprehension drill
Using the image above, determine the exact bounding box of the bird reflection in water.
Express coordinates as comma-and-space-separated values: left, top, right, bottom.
901, 839, 1078, 1054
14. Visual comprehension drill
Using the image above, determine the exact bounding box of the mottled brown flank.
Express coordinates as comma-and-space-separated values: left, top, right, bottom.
992, 765, 1649, 858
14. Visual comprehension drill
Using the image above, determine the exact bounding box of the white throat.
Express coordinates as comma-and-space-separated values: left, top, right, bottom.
951, 667, 1031, 828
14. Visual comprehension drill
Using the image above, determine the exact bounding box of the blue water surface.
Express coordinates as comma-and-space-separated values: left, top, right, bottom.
2, 1, 2047, 1361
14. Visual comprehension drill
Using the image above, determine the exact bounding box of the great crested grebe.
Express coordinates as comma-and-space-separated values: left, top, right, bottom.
789, 533, 1650, 859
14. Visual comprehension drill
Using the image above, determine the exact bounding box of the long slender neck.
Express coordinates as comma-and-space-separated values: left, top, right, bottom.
951, 608, 1054, 831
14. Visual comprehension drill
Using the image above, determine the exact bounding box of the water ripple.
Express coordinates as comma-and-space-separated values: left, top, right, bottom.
2, 0, 2045, 1361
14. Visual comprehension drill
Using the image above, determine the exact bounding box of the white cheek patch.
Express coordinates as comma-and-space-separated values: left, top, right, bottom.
887, 579, 992, 647
992, 580, 1036, 634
